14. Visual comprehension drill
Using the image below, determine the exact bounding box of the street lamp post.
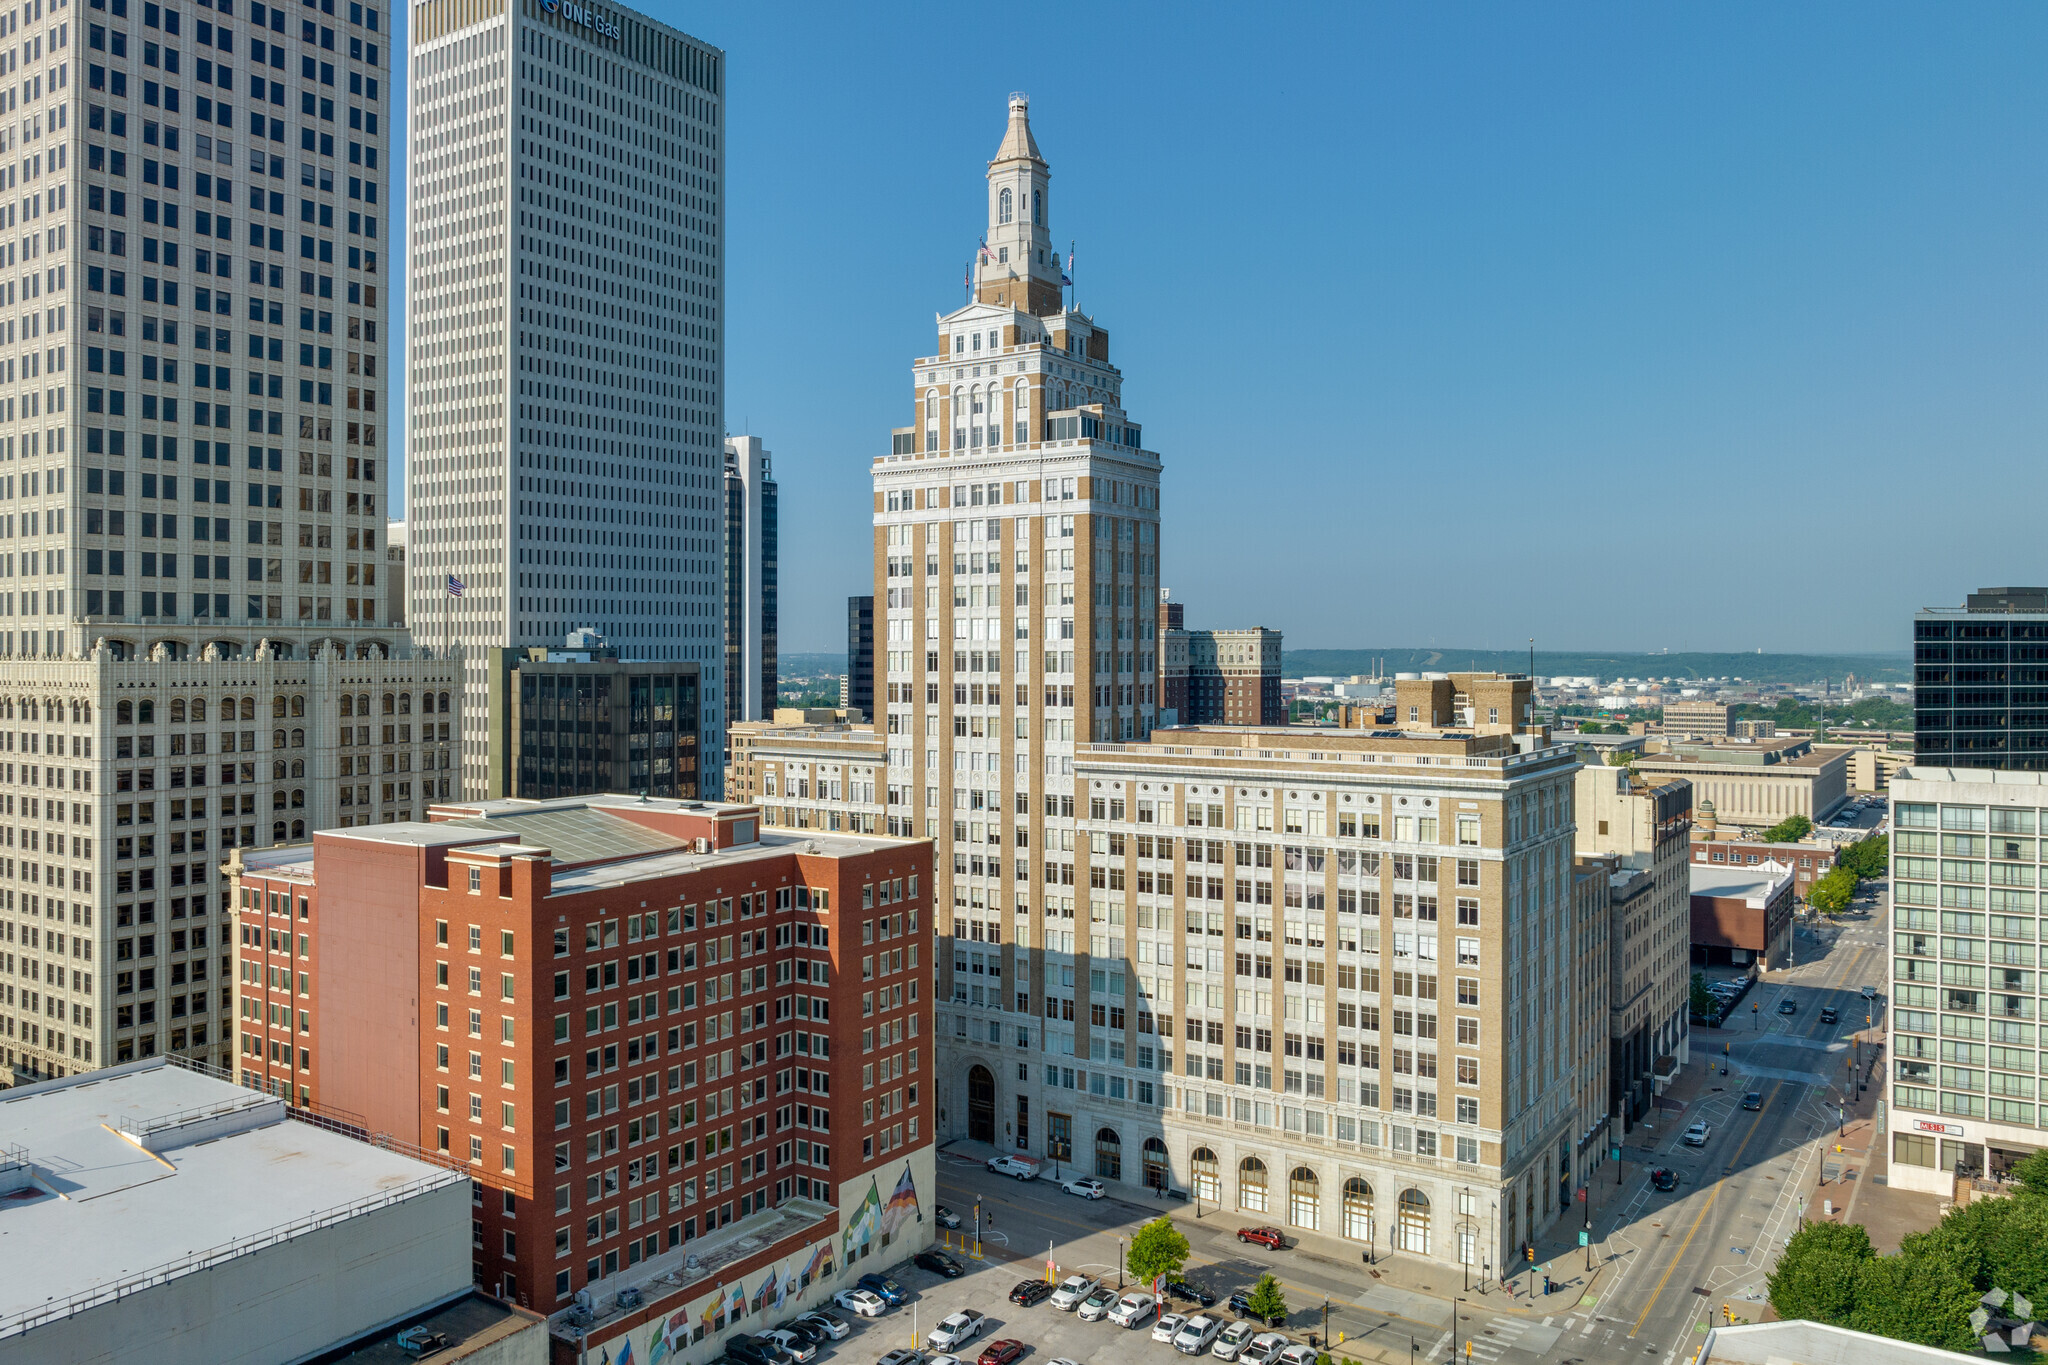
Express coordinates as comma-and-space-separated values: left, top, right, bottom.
1451, 1297, 1466, 1363
1320, 1297, 1329, 1349
1117, 1237, 1125, 1291
1461, 1187, 1470, 1291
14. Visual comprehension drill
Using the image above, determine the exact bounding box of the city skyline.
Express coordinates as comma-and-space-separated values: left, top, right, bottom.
381, 4, 2048, 657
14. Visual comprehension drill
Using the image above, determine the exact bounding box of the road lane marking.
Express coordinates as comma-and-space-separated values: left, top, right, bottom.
1628, 1078, 1786, 1338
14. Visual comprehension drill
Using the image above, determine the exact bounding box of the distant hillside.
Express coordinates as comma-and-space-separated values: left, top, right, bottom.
1282, 648, 1910, 687
779, 652, 847, 679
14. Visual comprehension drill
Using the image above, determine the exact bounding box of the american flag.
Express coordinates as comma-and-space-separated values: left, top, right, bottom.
446, 575, 465, 598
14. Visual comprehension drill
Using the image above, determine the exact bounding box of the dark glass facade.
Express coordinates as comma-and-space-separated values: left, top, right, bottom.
1914, 589, 2048, 771
846, 595, 874, 719
489, 650, 701, 799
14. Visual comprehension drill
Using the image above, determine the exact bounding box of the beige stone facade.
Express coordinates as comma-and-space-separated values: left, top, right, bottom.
1573, 764, 1694, 1126
1630, 739, 1849, 829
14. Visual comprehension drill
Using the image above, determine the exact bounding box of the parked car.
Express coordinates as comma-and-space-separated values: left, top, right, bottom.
1062, 1178, 1106, 1200
1153, 1313, 1188, 1344
796, 1312, 850, 1341
1862, 985, 1879, 1000
759, 1330, 817, 1363
834, 1289, 886, 1318
725, 1337, 792, 1365
1161, 1278, 1218, 1308
976, 1342, 1026, 1365
986, 1155, 1039, 1181
1819, 1006, 1840, 1025
1742, 1092, 1764, 1111
1229, 1294, 1287, 1329
858, 1273, 908, 1307
1778, 998, 1797, 1016
1276, 1346, 1320, 1365
1238, 1333, 1289, 1365
1683, 1121, 1712, 1147
1108, 1294, 1159, 1329
935, 1205, 963, 1229
779, 1320, 830, 1347
1173, 1315, 1224, 1355
878, 1351, 923, 1365
1009, 1280, 1053, 1307
1078, 1287, 1120, 1322
915, 1250, 965, 1279
1050, 1276, 1098, 1311
927, 1310, 988, 1352
1212, 1321, 1258, 1362
1236, 1226, 1287, 1250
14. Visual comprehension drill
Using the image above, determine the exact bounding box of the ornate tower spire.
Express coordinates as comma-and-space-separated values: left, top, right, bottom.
978, 92, 1063, 316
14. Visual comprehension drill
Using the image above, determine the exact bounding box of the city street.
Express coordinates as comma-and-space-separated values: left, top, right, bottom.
883, 886, 1897, 1365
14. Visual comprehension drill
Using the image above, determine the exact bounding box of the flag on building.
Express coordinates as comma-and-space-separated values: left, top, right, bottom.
446, 575, 465, 597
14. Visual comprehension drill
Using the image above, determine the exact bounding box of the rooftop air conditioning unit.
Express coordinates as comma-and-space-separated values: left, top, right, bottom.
695, 838, 712, 854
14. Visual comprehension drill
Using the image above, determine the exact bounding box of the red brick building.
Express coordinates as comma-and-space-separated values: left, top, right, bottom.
229, 795, 935, 1331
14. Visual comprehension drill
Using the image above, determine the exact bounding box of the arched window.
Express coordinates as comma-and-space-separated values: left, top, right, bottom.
340, 694, 354, 717
399, 693, 413, 715
290, 728, 305, 748
273, 730, 287, 751
438, 692, 451, 713
383, 693, 397, 716
241, 697, 257, 721
191, 699, 207, 722
117, 700, 133, 725
291, 789, 306, 809
1397, 1189, 1431, 1255
138, 700, 154, 724
1343, 1178, 1374, 1242
272, 820, 287, 843
169, 699, 186, 724
1239, 1156, 1268, 1213
1143, 1137, 1169, 1191
291, 695, 306, 717
998, 187, 1012, 225
1288, 1167, 1320, 1229
1190, 1147, 1220, 1203
272, 696, 288, 719
290, 759, 305, 779
357, 694, 371, 715
1094, 1127, 1121, 1181
273, 787, 288, 809
291, 819, 306, 840
1032, 188, 1041, 225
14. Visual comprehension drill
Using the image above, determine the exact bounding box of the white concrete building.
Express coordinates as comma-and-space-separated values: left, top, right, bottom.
0, 1057, 490, 1365
406, 0, 726, 797
1886, 766, 2048, 1195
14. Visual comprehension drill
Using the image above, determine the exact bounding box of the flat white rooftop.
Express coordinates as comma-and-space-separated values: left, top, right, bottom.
0, 1059, 464, 1335
1690, 862, 1792, 900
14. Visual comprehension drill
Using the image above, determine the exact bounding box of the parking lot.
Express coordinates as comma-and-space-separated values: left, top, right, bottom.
755, 1245, 1313, 1365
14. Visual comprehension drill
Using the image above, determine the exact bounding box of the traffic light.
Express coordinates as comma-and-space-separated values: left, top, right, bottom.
1723, 1304, 1735, 1325
1526, 1245, 1535, 1263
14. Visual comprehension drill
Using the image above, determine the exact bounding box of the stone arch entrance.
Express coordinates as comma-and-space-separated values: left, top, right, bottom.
966, 1065, 996, 1144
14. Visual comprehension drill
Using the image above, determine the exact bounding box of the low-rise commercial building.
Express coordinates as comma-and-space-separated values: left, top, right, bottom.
228, 795, 935, 1329
1662, 701, 1731, 739
0, 1058, 515, 1365
727, 720, 892, 838
1689, 861, 1794, 970
1631, 738, 1850, 829
1690, 798, 1840, 901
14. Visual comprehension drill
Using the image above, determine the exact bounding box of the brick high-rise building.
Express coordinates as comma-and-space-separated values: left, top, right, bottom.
229, 793, 934, 1322
1182, 626, 1281, 725
406, 0, 727, 798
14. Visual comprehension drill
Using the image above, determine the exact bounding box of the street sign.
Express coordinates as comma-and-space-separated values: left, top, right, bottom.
1579, 1230, 1590, 1246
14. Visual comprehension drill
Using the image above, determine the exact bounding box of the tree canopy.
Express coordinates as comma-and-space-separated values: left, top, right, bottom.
1244, 1272, 1288, 1324
1760, 813, 1814, 843
1806, 866, 1857, 916
1126, 1217, 1190, 1286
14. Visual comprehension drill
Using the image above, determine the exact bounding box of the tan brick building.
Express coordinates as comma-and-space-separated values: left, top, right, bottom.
1032, 724, 1600, 1270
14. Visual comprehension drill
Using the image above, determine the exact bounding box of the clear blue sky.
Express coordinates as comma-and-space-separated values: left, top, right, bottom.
391, 3, 2048, 657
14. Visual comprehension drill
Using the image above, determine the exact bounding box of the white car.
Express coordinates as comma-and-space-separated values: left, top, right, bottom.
986, 1155, 1039, 1180
1049, 1275, 1098, 1311
927, 1311, 987, 1352
1212, 1323, 1257, 1361
1276, 1346, 1318, 1365
1077, 1286, 1119, 1322
833, 1289, 887, 1318
797, 1313, 850, 1341
1154, 1313, 1188, 1344
1174, 1315, 1224, 1355
1683, 1121, 1712, 1147
1061, 1178, 1106, 1200
760, 1331, 818, 1364
1239, 1333, 1289, 1365
1108, 1294, 1158, 1329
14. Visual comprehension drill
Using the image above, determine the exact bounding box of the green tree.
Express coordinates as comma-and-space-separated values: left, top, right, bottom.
1760, 813, 1814, 843
1690, 971, 1719, 1018
2009, 1147, 2048, 1199
1807, 866, 1857, 916
1843, 1251, 1977, 1351
1125, 1217, 1191, 1287
1244, 1272, 1288, 1324
1604, 749, 1635, 767
1838, 835, 1888, 879
1766, 1221, 1873, 1326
